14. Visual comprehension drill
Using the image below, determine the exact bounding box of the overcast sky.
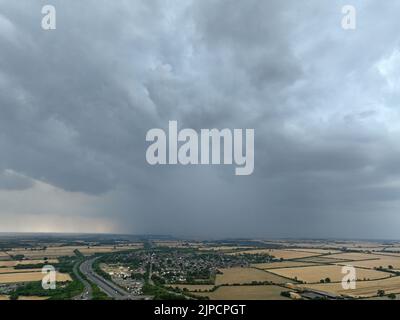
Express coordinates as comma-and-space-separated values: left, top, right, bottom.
1, 0, 400, 239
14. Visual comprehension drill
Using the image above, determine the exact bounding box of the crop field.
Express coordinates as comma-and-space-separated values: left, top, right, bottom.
6, 247, 77, 258
197, 285, 290, 300
327, 252, 383, 261
375, 252, 400, 257
0, 268, 42, 274
304, 276, 400, 298
268, 265, 390, 283
215, 267, 289, 285
5, 245, 141, 258
252, 261, 316, 269
2, 236, 400, 300
338, 257, 400, 270
0, 259, 59, 267
0, 271, 71, 283
298, 256, 349, 264
286, 249, 340, 254
267, 249, 325, 260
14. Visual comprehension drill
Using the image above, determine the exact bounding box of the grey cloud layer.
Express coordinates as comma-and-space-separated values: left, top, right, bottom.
1, 0, 400, 238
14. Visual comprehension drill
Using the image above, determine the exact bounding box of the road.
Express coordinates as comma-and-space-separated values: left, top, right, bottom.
148, 256, 154, 285
73, 260, 92, 300
79, 257, 150, 300
79, 257, 130, 300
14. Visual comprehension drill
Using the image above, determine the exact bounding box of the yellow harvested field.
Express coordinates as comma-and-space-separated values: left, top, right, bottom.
339, 257, 400, 270
299, 256, 348, 264
328, 252, 382, 261
304, 276, 400, 298
268, 265, 389, 283
215, 267, 288, 285
197, 285, 290, 300
0, 295, 9, 300
0, 251, 9, 257
7, 248, 75, 258
0, 268, 42, 274
375, 252, 400, 257
267, 250, 322, 260
168, 284, 215, 292
0, 259, 59, 267
286, 249, 340, 254
0, 271, 71, 284
252, 261, 315, 269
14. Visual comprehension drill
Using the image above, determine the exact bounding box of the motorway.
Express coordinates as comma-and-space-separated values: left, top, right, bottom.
79, 257, 150, 300
79, 257, 131, 300
73, 260, 92, 300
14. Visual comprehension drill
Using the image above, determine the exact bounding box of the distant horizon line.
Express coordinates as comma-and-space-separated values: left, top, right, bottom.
0, 231, 399, 242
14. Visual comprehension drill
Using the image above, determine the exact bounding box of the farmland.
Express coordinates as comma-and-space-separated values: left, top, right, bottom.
197, 285, 290, 300
0, 234, 400, 300
0, 259, 58, 267
337, 257, 400, 269
303, 276, 400, 298
268, 265, 389, 283
4, 245, 143, 259
229, 249, 322, 260
252, 261, 316, 269
0, 271, 71, 284
215, 267, 289, 285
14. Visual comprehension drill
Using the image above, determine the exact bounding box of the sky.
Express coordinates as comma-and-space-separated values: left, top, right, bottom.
1, 0, 400, 239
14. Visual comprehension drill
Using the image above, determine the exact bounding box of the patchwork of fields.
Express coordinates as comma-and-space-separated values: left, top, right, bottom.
215, 267, 288, 285
1, 238, 400, 300
0, 243, 143, 287
4, 244, 143, 259
268, 265, 389, 283
197, 285, 291, 300
0, 271, 71, 283
168, 241, 400, 299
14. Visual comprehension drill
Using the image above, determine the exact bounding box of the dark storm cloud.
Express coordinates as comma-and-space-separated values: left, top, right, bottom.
1, 0, 400, 238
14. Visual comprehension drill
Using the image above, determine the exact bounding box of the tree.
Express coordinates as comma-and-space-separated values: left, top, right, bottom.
388, 293, 396, 300
377, 290, 385, 297
325, 278, 331, 283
